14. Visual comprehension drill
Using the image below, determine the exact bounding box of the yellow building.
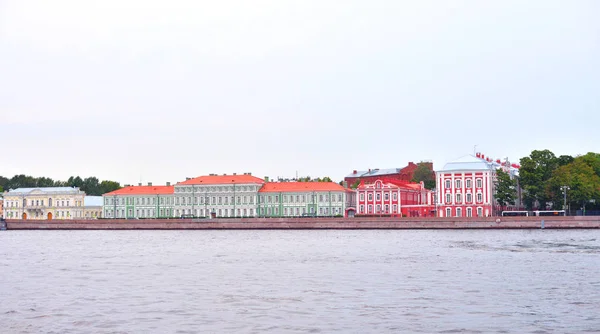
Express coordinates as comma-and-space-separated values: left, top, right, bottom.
2, 187, 87, 220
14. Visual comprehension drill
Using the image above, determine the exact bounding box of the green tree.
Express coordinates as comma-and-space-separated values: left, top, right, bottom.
546, 155, 600, 212
495, 170, 517, 209
350, 179, 361, 189
0, 185, 3, 193
99, 180, 121, 195
411, 162, 435, 190
82, 177, 100, 195
321, 176, 332, 182
519, 149, 558, 209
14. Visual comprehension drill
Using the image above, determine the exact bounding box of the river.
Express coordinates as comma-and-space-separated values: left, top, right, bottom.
1, 230, 599, 333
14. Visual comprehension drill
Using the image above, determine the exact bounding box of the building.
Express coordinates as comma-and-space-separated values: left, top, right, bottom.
174, 173, 264, 218
0, 197, 3, 219
2, 187, 87, 220
257, 182, 353, 217
102, 183, 175, 218
436, 153, 520, 218
356, 178, 435, 217
84, 196, 103, 219
344, 162, 432, 187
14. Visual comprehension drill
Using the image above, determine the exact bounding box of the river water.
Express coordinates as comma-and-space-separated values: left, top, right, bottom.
0, 230, 599, 333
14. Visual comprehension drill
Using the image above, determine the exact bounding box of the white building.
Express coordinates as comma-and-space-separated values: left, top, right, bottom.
2, 187, 86, 220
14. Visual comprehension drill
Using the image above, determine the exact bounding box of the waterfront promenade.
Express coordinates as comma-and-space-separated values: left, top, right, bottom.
4, 216, 600, 230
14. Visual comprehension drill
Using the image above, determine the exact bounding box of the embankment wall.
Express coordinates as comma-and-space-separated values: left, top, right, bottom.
4, 216, 600, 230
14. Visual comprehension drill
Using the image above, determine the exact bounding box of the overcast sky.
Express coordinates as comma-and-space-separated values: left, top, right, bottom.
1, 0, 599, 185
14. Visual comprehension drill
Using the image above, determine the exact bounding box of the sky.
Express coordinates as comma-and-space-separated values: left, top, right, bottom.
1, 0, 599, 185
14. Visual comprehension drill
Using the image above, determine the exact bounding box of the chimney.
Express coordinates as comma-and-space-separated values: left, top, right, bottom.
368, 168, 371, 173
248, 172, 252, 175
264, 176, 269, 182
353, 170, 357, 174
166, 182, 171, 186
186, 177, 191, 181
148, 182, 152, 186
233, 173, 237, 175
138, 183, 142, 186
476, 152, 481, 158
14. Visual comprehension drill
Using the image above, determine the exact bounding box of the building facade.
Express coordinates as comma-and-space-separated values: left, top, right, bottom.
436, 154, 495, 218
257, 182, 352, 217
174, 173, 264, 218
2, 187, 87, 220
356, 179, 435, 217
102, 184, 175, 218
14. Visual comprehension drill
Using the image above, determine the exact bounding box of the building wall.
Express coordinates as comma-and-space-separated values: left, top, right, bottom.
173, 183, 260, 218
355, 179, 434, 217
257, 191, 346, 217
436, 171, 494, 217
103, 194, 174, 218
84, 206, 103, 219
3, 190, 86, 220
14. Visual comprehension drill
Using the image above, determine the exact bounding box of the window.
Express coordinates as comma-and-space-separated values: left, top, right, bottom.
466, 179, 472, 188
446, 208, 451, 217
360, 205, 365, 213
466, 193, 472, 203
456, 208, 462, 217
445, 194, 451, 203
445, 180, 451, 189
384, 204, 389, 213
476, 178, 483, 188
376, 193, 381, 201
477, 207, 483, 217
455, 180, 462, 189
466, 208, 472, 217
360, 193, 365, 201
376, 204, 381, 213
456, 194, 462, 203
393, 193, 397, 200
392, 204, 398, 212
319, 195, 323, 202
368, 205, 373, 213
384, 193, 389, 201
477, 193, 483, 203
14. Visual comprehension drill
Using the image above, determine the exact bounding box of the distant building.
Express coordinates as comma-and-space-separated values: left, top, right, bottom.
84, 196, 103, 219
356, 179, 435, 217
344, 162, 431, 187
436, 153, 520, 218
102, 183, 175, 218
0, 197, 3, 219
257, 182, 354, 217
2, 187, 86, 220
175, 173, 264, 218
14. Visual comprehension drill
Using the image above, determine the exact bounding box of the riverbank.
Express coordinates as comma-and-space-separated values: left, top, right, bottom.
4, 216, 600, 229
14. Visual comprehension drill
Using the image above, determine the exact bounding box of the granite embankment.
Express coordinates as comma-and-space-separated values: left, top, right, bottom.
4, 216, 600, 229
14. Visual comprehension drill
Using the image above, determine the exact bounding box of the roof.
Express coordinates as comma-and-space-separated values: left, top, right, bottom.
84, 196, 103, 207
438, 155, 493, 172
259, 182, 346, 193
178, 174, 265, 185
5, 187, 81, 194
345, 168, 402, 178
103, 185, 174, 196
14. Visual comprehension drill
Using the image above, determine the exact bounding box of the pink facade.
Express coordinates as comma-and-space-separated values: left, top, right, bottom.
437, 170, 493, 218
356, 179, 435, 217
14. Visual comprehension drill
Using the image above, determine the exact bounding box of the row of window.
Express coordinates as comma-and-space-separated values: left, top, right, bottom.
260, 206, 341, 216
4, 198, 76, 208
445, 193, 483, 204
444, 178, 483, 189
105, 208, 257, 218
358, 192, 420, 202
260, 193, 343, 204
444, 207, 484, 218
358, 204, 399, 214
175, 185, 259, 193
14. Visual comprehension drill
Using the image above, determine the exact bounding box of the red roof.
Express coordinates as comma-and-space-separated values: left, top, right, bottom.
178, 174, 265, 185
259, 182, 346, 193
103, 185, 174, 196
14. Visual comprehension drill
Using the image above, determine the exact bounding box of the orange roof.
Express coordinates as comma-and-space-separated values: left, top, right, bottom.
259, 182, 346, 193
178, 174, 265, 185
103, 185, 174, 196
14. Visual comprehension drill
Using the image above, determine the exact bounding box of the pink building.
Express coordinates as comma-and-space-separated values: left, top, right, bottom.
436, 154, 495, 217
356, 178, 435, 217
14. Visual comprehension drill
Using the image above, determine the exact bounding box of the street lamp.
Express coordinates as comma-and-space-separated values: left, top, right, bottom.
561, 186, 570, 214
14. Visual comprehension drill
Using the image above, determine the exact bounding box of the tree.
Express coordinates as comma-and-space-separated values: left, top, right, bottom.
0, 185, 3, 193
519, 149, 558, 209
321, 176, 332, 182
546, 156, 600, 212
411, 162, 435, 190
99, 180, 121, 195
350, 179, 361, 189
82, 177, 100, 195
495, 170, 517, 209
